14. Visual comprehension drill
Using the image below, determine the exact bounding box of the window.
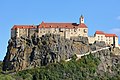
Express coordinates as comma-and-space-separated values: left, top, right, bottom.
59, 28, 63, 32
84, 29, 87, 33
98, 36, 100, 40
74, 29, 77, 32
71, 29, 73, 32
101, 36, 103, 40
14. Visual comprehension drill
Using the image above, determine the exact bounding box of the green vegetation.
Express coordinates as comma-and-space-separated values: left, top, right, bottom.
0, 61, 3, 74
0, 54, 120, 80
15, 54, 100, 80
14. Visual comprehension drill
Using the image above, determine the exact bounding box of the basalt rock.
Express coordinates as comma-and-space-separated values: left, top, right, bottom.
90, 41, 106, 51
3, 34, 91, 71
92, 48, 120, 77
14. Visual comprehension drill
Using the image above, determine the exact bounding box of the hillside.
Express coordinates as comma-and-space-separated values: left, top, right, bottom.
1, 51, 120, 80
1, 34, 120, 80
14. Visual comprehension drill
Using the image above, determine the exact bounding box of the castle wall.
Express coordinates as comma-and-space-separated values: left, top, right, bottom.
115, 37, 119, 47
11, 16, 119, 48
65, 29, 70, 39
94, 33, 119, 47
19, 29, 27, 37
59, 28, 65, 37
88, 36, 95, 44
11, 28, 37, 38
29, 28, 37, 38
11, 30, 16, 38
69, 28, 77, 37
95, 34, 105, 42
16, 28, 20, 38
77, 28, 88, 37
38, 28, 60, 37
105, 37, 114, 45
14, 27, 89, 39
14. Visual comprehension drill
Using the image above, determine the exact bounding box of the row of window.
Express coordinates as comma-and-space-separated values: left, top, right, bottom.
39, 28, 87, 33
98, 36, 113, 42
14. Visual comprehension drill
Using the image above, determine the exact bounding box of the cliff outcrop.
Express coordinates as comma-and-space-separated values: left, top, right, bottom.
90, 48, 120, 78
3, 33, 120, 73
3, 34, 90, 71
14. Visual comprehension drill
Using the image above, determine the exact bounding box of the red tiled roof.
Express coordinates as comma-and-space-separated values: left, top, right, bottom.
95, 30, 118, 37
95, 31, 105, 34
38, 21, 87, 29
78, 23, 88, 28
11, 21, 88, 30
11, 25, 36, 30
105, 34, 118, 37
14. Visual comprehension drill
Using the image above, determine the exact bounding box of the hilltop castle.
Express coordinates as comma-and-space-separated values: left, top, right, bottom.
11, 15, 120, 48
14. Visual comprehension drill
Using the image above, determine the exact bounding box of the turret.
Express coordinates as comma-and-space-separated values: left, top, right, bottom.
80, 15, 84, 24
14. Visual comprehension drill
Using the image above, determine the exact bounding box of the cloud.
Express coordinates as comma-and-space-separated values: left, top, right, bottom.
109, 28, 120, 36
117, 16, 120, 20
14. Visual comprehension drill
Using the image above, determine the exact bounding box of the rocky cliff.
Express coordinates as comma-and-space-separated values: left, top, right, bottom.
3, 34, 91, 71
91, 48, 120, 78
3, 33, 120, 73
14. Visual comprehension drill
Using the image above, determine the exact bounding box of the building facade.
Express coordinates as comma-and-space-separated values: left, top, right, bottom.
11, 15, 88, 39
88, 31, 119, 47
11, 15, 119, 48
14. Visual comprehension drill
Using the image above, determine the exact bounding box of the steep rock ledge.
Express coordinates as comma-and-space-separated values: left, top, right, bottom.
91, 48, 120, 77
3, 34, 90, 71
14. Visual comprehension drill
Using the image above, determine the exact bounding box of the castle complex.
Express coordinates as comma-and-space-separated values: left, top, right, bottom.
11, 15, 120, 48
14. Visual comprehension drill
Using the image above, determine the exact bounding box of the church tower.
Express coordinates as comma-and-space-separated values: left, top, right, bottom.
80, 15, 84, 24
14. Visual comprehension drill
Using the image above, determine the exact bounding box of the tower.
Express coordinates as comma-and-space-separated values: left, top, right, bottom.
80, 15, 84, 24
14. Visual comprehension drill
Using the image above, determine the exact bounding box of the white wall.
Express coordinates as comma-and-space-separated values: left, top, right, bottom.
88, 36, 95, 44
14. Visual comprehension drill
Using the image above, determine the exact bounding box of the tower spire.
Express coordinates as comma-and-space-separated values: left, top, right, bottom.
80, 15, 84, 24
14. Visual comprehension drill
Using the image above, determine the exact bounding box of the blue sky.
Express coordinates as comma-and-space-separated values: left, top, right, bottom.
0, 0, 120, 60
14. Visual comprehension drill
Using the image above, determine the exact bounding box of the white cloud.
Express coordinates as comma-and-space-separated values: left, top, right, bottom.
117, 16, 120, 20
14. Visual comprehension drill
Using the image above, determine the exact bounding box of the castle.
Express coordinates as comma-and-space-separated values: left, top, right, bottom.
11, 15, 120, 48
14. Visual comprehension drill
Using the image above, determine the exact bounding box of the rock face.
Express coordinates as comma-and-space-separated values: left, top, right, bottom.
90, 41, 106, 51
92, 48, 120, 77
3, 34, 90, 71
